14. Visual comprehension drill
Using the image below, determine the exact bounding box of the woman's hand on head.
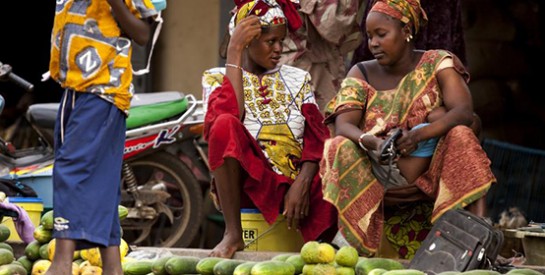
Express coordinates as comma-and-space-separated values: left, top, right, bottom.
229, 16, 262, 52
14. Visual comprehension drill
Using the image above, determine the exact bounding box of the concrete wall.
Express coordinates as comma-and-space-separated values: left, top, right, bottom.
152, 1, 221, 99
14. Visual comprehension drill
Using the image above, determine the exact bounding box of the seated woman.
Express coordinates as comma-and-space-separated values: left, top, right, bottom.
320, 0, 496, 258
202, 0, 337, 259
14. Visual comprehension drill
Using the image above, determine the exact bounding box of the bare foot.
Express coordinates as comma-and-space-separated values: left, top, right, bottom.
209, 233, 245, 259
45, 266, 72, 275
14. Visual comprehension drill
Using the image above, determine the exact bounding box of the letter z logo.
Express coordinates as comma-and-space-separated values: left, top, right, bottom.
76, 47, 101, 79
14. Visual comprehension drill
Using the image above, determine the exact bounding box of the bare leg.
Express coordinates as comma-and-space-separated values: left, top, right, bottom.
45, 239, 76, 275
209, 157, 245, 258
397, 156, 432, 184
100, 246, 123, 275
466, 195, 487, 217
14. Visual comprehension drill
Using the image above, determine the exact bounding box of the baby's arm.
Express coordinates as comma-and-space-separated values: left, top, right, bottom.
427, 106, 481, 137
427, 106, 447, 123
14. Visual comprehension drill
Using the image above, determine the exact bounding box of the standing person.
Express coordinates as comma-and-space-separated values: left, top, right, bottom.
45, 0, 156, 274
202, 0, 337, 259
280, 0, 363, 112
320, 0, 496, 258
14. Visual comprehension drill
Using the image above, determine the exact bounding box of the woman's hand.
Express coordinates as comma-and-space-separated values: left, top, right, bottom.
396, 128, 420, 156
228, 16, 262, 53
282, 162, 317, 230
360, 133, 383, 152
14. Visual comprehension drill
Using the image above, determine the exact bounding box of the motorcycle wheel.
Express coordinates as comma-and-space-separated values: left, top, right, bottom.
121, 151, 203, 247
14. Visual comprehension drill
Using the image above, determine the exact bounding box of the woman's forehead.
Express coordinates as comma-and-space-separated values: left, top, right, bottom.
366, 11, 399, 28
260, 24, 287, 37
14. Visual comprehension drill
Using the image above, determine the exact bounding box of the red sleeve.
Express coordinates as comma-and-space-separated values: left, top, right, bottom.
203, 76, 240, 141
301, 103, 330, 163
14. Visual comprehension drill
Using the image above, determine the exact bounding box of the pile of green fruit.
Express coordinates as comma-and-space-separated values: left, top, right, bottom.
0, 205, 130, 275
120, 240, 544, 275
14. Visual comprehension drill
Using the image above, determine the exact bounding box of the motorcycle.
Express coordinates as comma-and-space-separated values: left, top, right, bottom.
0, 61, 210, 247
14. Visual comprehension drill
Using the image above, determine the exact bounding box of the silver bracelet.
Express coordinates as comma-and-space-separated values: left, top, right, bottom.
225, 63, 243, 71
358, 132, 373, 152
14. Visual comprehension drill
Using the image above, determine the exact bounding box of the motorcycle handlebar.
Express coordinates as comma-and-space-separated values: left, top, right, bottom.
0, 62, 34, 92
8, 72, 34, 92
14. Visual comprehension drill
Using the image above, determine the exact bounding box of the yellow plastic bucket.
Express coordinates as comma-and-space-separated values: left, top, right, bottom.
2, 197, 44, 243
241, 208, 304, 252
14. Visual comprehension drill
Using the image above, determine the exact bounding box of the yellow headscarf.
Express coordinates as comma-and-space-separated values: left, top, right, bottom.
370, 0, 428, 35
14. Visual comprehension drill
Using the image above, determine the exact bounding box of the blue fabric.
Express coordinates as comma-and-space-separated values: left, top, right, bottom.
151, 0, 167, 11
52, 90, 125, 249
410, 123, 439, 157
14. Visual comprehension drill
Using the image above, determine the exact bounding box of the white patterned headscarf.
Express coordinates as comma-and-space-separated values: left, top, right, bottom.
228, 0, 301, 35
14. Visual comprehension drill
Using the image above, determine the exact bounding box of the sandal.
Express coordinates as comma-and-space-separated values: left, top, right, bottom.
378, 128, 402, 165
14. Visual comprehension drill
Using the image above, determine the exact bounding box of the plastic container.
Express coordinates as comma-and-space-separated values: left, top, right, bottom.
10, 165, 53, 210
2, 197, 44, 243
240, 208, 304, 252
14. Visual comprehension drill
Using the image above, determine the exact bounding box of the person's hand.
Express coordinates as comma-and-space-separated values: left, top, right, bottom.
368, 135, 384, 151
377, 128, 402, 164
282, 176, 310, 230
229, 16, 262, 52
396, 128, 420, 156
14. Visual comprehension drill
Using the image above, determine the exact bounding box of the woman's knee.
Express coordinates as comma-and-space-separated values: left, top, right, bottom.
209, 114, 244, 137
448, 125, 473, 136
213, 114, 242, 128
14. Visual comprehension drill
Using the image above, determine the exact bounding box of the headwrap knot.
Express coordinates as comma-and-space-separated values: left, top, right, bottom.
229, 0, 302, 35
370, 0, 428, 35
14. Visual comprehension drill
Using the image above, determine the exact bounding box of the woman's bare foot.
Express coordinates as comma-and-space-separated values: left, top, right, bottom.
45, 266, 72, 275
209, 232, 245, 259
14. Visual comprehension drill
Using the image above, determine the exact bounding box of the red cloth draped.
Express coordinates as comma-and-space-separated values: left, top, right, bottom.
301, 103, 329, 163
204, 76, 336, 241
276, 0, 303, 32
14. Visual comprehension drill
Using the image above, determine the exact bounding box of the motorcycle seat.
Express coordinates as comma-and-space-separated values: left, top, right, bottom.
26, 103, 58, 130
127, 91, 189, 129
26, 91, 189, 130
130, 91, 185, 107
